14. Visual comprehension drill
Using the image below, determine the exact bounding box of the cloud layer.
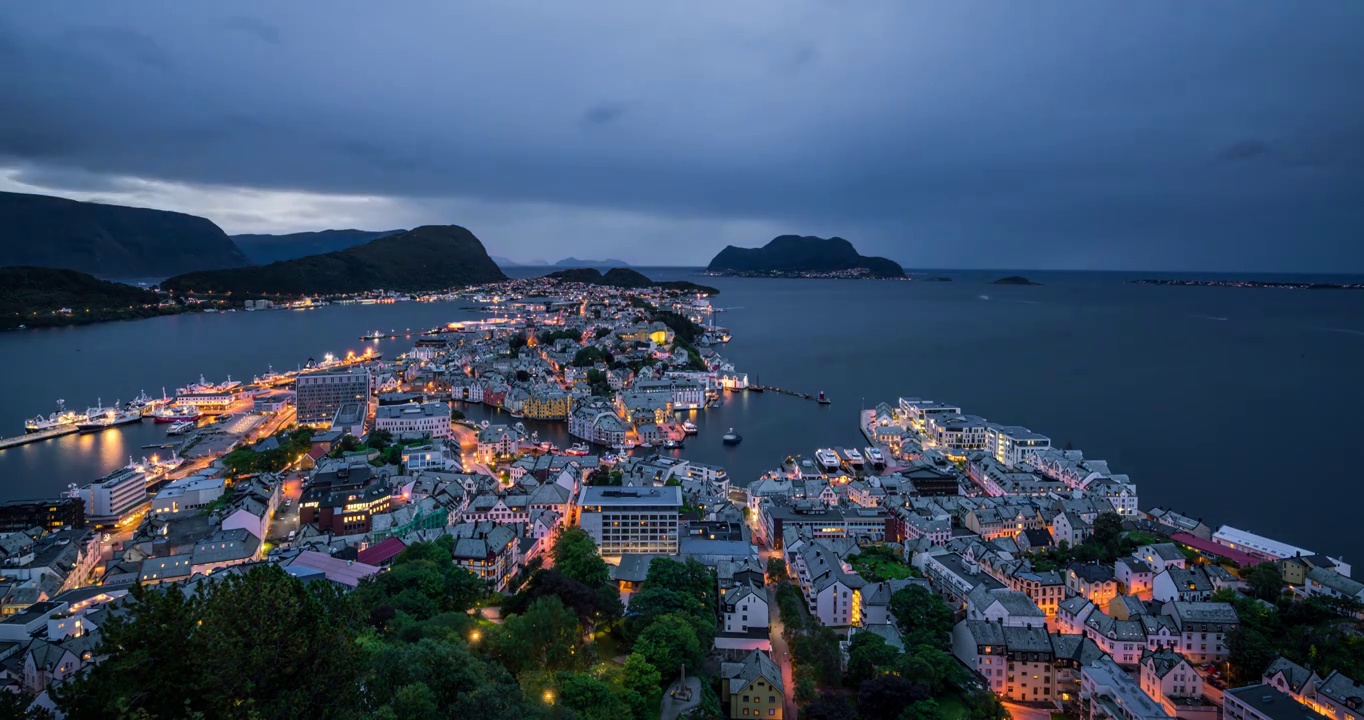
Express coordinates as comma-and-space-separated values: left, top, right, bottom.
1, 1, 1361, 270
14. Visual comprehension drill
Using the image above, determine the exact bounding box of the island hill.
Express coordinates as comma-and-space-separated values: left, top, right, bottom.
0, 266, 185, 330
161, 225, 508, 296
543, 267, 719, 295
0, 190, 251, 277
992, 275, 1041, 286
231, 228, 406, 264
706, 235, 905, 279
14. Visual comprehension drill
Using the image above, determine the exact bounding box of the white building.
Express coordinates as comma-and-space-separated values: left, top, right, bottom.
79, 467, 147, 522
721, 583, 769, 634
1139, 648, 1205, 717
151, 474, 225, 516
577, 486, 682, 557
985, 424, 1052, 468
374, 402, 452, 439
1082, 656, 1174, 720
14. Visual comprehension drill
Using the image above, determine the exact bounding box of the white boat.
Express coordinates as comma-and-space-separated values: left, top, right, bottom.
842, 448, 865, 468
565, 443, 590, 456
78, 401, 142, 433
722, 428, 742, 445
681, 421, 698, 435
866, 447, 885, 466
167, 420, 197, 435
815, 448, 841, 472
126, 390, 155, 411
25, 399, 82, 433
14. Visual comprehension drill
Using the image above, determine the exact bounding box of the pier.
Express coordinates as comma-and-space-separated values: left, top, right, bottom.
746, 385, 830, 403
0, 425, 80, 450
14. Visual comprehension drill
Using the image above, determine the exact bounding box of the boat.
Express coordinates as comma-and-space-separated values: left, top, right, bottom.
815, 448, 841, 473
253, 365, 284, 385
153, 405, 202, 423
681, 421, 699, 435
663, 438, 683, 450
126, 390, 155, 411
78, 401, 142, 433
166, 419, 197, 435
866, 447, 885, 466
640, 441, 654, 449
152, 451, 185, 473
842, 448, 866, 469
25, 400, 82, 433
722, 428, 742, 445
565, 443, 590, 456
747, 375, 764, 393
816, 391, 832, 405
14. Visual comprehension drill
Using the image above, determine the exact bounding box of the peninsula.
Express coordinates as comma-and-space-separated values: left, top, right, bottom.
992, 275, 1041, 285
160, 225, 508, 296
705, 235, 905, 278
544, 267, 719, 295
1131, 278, 1364, 290
0, 266, 187, 330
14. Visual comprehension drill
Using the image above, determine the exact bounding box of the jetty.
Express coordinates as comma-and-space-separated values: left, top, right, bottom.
0, 425, 80, 450
747, 384, 828, 403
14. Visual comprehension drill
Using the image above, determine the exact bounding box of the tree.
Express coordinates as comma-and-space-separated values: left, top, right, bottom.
845, 631, 900, 683
552, 528, 612, 588
792, 623, 843, 686
901, 698, 946, 720
58, 564, 367, 720
1246, 562, 1287, 602
888, 585, 955, 650
766, 556, 788, 584
633, 613, 702, 679
516, 369, 531, 383
573, 346, 605, 367
804, 693, 857, 720
352, 541, 485, 623
367, 639, 544, 720
965, 688, 1010, 720
558, 672, 631, 720
369, 428, 394, 451
1091, 512, 1124, 553
858, 675, 928, 720
503, 569, 619, 625
496, 596, 581, 674
623, 652, 663, 695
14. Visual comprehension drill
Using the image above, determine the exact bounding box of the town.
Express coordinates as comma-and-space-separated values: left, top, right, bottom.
1, 276, 1360, 720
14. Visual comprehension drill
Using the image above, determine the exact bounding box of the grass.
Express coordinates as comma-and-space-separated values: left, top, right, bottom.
938, 693, 969, 720
591, 627, 628, 663
849, 552, 920, 581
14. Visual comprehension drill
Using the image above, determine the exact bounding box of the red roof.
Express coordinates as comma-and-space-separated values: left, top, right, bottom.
357, 537, 407, 566
1170, 531, 1264, 567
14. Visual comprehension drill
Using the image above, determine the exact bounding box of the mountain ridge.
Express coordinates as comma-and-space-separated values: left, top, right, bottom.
0, 190, 251, 277
161, 225, 507, 295
706, 235, 904, 278
232, 229, 405, 264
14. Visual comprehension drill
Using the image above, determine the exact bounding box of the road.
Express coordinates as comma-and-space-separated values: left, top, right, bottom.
766, 586, 798, 720
1001, 701, 1056, 720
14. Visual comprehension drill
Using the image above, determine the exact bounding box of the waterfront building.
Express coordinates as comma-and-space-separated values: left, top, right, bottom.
296, 367, 372, 427
476, 425, 517, 462
897, 398, 962, 432
525, 389, 572, 420
79, 467, 147, 524
985, 424, 1052, 467
0, 498, 84, 532
374, 401, 451, 439
577, 486, 681, 557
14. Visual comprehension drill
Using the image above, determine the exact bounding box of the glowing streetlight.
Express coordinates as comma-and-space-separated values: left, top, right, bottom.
469, 630, 481, 644
543, 691, 555, 705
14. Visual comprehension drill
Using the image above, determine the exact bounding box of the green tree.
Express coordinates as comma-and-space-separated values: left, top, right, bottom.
496, 596, 581, 674
367, 639, 543, 720
1091, 512, 1125, 555
845, 631, 900, 683
623, 652, 663, 695
901, 698, 946, 720
804, 693, 856, 720
352, 540, 485, 624
858, 675, 928, 720
888, 585, 955, 650
965, 688, 1011, 720
573, 346, 605, 367
557, 672, 631, 720
1245, 562, 1287, 602
793, 623, 843, 687
552, 528, 613, 588
633, 613, 702, 679
766, 556, 788, 584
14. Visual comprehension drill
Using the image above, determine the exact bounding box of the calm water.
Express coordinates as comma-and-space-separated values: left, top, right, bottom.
2, 268, 1362, 560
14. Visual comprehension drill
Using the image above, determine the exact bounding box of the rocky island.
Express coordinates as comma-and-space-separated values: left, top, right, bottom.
992, 275, 1041, 286
161, 225, 508, 296
705, 235, 905, 279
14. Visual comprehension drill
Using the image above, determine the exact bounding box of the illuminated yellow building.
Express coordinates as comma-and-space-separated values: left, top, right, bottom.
525, 391, 573, 420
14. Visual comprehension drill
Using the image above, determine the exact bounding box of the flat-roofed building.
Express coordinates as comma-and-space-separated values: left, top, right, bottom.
577, 486, 682, 556
296, 367, 371, 427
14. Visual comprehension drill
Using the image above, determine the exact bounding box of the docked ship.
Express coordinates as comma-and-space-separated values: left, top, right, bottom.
682, 421, 699, 435
77, 400, 143, 433
25, 400, 82, 433
126, 390, 156, 412
175, 375, 243, 415
865, 447, 886, 468
253, 365, 286, 386
153, 405, 203, 423
815, 448, 841, 473
166, 419, 197, 435
841, 447, 866, 471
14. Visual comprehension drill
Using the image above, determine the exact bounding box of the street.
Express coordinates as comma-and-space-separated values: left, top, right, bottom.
766, 585, 798, 720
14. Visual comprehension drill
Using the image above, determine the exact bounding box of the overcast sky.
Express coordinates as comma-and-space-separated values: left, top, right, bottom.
2, 2, 1361, 270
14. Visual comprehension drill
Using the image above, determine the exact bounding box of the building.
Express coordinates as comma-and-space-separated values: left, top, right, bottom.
577, 486, 682, 557
951, 621, 1056, 702
1225, 686, 1332, 720
1303, 567, 1364, 604
720, 650, 784, 720
252, 390, 292, 413
450, 522, 518, 592
0, 498, 84, 532
1140, 648, 1208, 719
330, 401, 367, 437
1159, 601, 1238, 664
296, 367, 372, 427
721, 583, 770, 635
1082, 656, 1174, 720
298, 462, 392, 535
477, 425, 518, 461
78, 466, 148, 524
1068, 563, 1120, 607
374, 402, 451, 439
525, 389, 573, 420
151, 474, 226, 516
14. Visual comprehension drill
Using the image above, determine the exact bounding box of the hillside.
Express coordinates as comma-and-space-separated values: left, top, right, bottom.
706, 235, 904, 278
0, 190, 252, 277
543, 267, 718, 295
0, 266, 180, 330
161, 225, 507, 295
232, 229, 405, 264
555, 257, 632, 268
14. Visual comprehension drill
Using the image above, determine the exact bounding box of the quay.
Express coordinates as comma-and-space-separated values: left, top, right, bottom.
747, 384, 826, 403
0, 425, 79, 450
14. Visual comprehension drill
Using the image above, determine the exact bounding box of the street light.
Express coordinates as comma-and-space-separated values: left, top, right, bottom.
469, 630, 481, 644
543, 690, 555, 705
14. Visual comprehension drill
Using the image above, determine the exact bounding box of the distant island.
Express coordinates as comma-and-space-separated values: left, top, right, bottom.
0, 190, 251, 277
0, 267, 189, 330
555, 257, 633, 268
543, 267, 718, 295
992, 276, 1041, 286
705, 235, 905, 279
161, 225, 507, 296
492, 255, 551, 268
1131, 278, 1364, 290
232, 229, 405, 264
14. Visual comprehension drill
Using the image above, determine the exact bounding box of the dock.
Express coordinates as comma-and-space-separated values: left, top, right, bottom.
747, 385, 828, 403
0, 425, 80, 450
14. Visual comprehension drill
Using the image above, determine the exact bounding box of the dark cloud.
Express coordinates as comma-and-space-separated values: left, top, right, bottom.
0, 2, 1360, 271
221, 16, 282, 45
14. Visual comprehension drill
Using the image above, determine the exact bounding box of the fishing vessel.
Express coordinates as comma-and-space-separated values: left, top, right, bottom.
564, 443, 591, 456
663, 438, 683, 450
253, 365, 285, 385
722, 428, 742, 445
25, 400, 82, 433
126, 390, 156, 412
78, 401, 142, 433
